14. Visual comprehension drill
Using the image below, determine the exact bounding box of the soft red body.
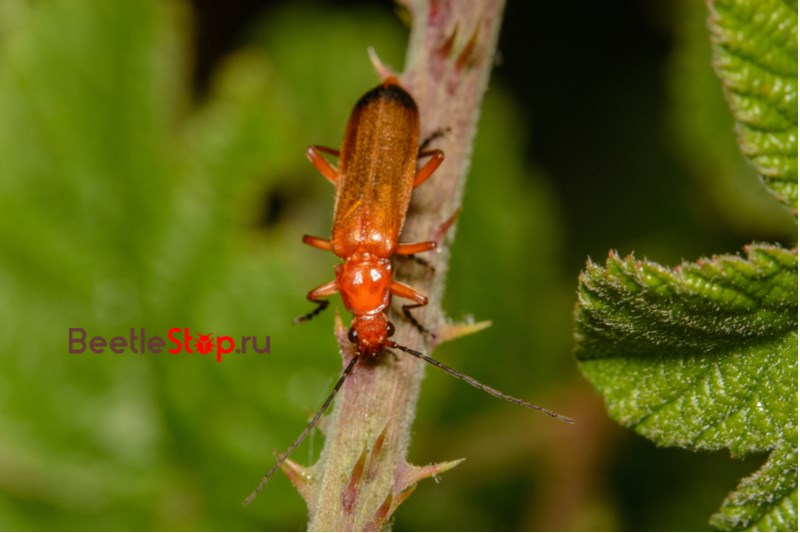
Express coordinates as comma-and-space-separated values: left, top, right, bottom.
332, 83, 419, 354
303, 80, 442, 357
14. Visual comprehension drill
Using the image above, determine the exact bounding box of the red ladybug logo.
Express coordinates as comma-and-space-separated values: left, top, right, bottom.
195, 333, 214, 354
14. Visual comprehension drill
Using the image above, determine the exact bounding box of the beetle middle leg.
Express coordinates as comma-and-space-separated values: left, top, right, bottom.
396, 254, 434, 270
294, 279, 338, 323
395, 241, 436, 255
400, 209, 461, 270
396, 240, 437, 271
390, 281, 434, 338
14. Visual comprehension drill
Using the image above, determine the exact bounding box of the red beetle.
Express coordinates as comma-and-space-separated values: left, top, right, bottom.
245, 79, 570, 506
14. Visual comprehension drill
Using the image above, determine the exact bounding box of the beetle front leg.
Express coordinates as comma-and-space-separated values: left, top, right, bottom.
390, 281, 433, 338
294, 279, 338, 323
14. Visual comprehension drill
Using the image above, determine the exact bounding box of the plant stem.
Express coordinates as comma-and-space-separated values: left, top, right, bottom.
293, 1, 507, 530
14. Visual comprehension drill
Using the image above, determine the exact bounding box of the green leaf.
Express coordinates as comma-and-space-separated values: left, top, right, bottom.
707, 0, 798, 213
712, 441, 798, 531
576, 1, 798, 529
576, 244, 798, 530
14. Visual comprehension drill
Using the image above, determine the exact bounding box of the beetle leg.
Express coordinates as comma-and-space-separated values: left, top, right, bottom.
306, 145, 340, 185
390, 281, 434, 338
418, 127, 451, 153
413, 149, 444, 188
395, 254, 433, 270
395, 241, 436, 255
437, 208, 460, 237
302, 234, 333, 251
294, 279, 338, 323
395, 241, 437, 272
428, 208, 461, 248
395, 212, 460, 272
402, 304, 434, 338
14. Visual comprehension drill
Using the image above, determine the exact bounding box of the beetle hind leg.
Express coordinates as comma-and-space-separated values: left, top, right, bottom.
302, 234, 333, 251
413, 149, 444, 188
306, 146, 340, 185
418, 127, 451, 153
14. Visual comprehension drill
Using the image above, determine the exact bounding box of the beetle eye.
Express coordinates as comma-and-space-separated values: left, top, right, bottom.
386, 322, 395, 338
348, 328, 358, 343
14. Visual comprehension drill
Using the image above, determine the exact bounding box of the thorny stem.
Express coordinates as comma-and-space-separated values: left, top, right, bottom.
287, 1, 508, 530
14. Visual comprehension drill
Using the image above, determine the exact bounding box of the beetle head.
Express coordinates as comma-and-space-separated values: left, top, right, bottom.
349, 314, 395, 358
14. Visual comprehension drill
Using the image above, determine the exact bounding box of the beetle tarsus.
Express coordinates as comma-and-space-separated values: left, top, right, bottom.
397, 253, 435, 271
402, 303, 436, 340
418, 127, 451, 153
294, 299, 329, 324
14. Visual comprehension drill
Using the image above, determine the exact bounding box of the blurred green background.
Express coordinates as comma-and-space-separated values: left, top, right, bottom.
0, 0, 793, 530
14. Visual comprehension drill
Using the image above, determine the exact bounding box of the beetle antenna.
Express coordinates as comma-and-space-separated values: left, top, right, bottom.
244, 355, 359, 506
388, 342, 573, 424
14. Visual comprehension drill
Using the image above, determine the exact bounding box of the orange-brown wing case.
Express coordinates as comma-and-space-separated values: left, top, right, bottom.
331, 83, 420, 259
